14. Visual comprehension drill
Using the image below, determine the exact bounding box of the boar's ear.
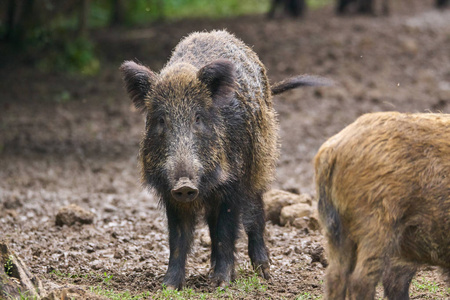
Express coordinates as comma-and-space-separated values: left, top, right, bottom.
197, 59, 236, 106
120, 61, 157, 112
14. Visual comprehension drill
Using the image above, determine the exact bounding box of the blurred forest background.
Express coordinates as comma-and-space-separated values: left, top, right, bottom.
0, 0, 330, 76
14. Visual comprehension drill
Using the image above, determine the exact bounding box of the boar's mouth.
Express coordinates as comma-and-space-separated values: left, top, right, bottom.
170, 177, 199, 202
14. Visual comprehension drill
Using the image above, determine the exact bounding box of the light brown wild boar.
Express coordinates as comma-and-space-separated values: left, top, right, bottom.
314, 112, 450, 300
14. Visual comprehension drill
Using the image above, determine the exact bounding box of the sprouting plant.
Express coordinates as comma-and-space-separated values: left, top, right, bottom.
4, 255, 14, 276
103, 272, 113, 285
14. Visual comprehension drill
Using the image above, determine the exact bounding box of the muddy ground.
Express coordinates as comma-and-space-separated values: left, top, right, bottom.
1, 0, 450, 298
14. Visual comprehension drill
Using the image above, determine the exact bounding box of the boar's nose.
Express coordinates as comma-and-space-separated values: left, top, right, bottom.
171, 177, 199, 202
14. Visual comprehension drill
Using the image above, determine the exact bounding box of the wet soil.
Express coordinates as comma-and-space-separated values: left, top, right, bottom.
1, 0, 450, 298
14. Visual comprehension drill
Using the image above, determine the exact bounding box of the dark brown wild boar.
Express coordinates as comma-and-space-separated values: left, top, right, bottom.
436, 0, 449, 8
121, 30, 330, 289
336, 0, 389, 15
267, 0, 306, 18
315, 112, 450, 300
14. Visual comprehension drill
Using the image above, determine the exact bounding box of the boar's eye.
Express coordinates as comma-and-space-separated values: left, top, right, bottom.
194, 113, 206, 131
159, 117, 165, 125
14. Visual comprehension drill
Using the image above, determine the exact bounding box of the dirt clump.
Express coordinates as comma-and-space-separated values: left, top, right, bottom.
55, 204, 95, 226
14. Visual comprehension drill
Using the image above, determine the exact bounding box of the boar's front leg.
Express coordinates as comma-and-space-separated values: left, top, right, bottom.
206, 207, 219, 275
242, 194, 270, 279
207, 200, 240, 287
163, 203, 196, 289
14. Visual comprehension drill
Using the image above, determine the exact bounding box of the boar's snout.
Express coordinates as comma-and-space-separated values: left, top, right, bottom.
171, 177, 199, 202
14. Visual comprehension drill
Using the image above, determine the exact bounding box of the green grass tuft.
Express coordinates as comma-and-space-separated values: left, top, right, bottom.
296, 292, 323, 300
90, 286, 151, 300
233, 273, 267, 293
412, 277, 441, 293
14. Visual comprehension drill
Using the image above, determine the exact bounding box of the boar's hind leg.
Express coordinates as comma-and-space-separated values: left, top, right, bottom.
348, 239, 385, 300
443, 268, 450, 285
207, 201, 240, 287
242, 195, 270, 279
382, 261, 416, 300
323, 233, 356, 300
163, 205, 196, 289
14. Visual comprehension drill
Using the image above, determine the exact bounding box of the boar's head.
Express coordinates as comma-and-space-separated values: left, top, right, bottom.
121, 60, 241, 204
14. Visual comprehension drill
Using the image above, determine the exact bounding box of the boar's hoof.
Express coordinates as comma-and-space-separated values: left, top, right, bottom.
211, 269, 236, 289
217, 280, 230, 290
254, 262, 271, 280
163, 283, 178, 290
171, 177, 199, 202
212, 276, 232, 290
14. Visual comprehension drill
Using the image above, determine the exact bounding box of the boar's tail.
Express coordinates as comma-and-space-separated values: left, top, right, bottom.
315, 148, 343, 248
271, 75, 333, 95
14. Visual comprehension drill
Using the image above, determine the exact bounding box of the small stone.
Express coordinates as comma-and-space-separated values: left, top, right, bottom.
55, 204, 95, 226
280, 203, 312, 227
4, 209, 18, 218
399, 37, 418, 56
103, 204, 117, 213
283, 247, 293, 256
264, 190, 313, 225
3, 195, 22, 209
200, 232, 211, 247
292, 217, 310, 230
90, 260, 103, 270
114, 249, 124, 259
308, 209, 321, 231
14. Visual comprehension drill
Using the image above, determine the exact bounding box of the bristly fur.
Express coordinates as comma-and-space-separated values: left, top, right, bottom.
315, 112, 450, 300
120, 30, 277, 289
316, 152, 342, 249
271, 75, 333, 95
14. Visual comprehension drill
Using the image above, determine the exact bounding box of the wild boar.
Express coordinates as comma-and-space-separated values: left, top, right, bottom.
268, 0, 306, 18
315, 112, 450, 299
121, 29, 329, 289
336, 0, 389, 15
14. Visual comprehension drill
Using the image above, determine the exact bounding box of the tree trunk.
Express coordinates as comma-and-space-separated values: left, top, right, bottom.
78, 0, 91, 38
110, 0, 126, 26
4, 0, 17, 41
